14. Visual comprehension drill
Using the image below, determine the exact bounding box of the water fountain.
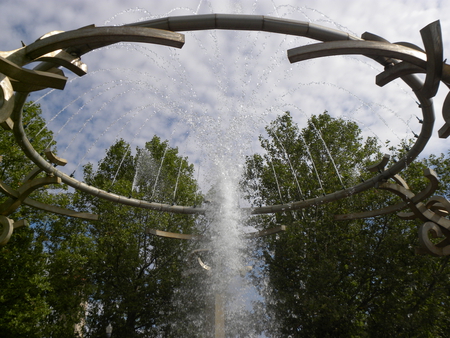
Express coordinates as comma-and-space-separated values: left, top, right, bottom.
2, 13, 450, 336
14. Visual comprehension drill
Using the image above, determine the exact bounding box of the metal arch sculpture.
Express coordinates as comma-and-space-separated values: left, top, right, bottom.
1, 14, 450, 253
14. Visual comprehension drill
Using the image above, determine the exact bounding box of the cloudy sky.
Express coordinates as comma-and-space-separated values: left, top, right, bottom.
1, 0, 449, 193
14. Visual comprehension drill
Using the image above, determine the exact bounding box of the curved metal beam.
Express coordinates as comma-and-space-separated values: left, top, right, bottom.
287, 40, 427, 67
418, 222, 450, 256
127, 14, 358, 42
0, 74, 14, 129
0, 174, 98, 220
33, 49, 88, 76
439, 92, 450, 138
25, 26, 185, 59
366, 154, 390, 173
334, 201, 409, 221
146, 228, 202, 240
419, 20, 443, 99
244, 225, 286, 239
0, 54, 67, 89
335, 169, 438, 221
44, 148, 67, 166
0, 216, 14, 245
146, 225, 287, 240
12, 90, 206, 215
0, 216, 27, 246
1, 16, 437, 217
0, 176, 61, 215
426, 196, 450, 216
376, 62, 425, 87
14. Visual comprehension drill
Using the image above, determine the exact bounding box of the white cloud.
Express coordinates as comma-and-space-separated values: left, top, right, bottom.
1, 0, 449, 190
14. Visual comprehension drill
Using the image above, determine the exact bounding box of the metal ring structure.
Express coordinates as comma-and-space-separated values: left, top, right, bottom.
4, 14, 449, 216
0, 215, 14, 245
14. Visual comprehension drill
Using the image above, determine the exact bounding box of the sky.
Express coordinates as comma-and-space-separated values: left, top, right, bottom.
1, 1, 449, 335
1, 0, 450, 194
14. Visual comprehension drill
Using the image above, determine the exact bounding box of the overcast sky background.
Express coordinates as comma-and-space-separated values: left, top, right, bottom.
1, 0, 450, 195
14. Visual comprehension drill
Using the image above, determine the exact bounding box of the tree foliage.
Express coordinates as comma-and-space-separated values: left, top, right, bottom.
0, 102, 58, 337
0, 102, 203, 336
4, 104, 450, 337
68, 136, 202, 337
243, 111, 450, 337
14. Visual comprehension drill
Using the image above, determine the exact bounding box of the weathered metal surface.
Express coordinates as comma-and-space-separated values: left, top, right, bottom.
25, 26, 185, 59
146, 225, 286, 241
335, 169, 437, 221
1, 15, 449, 256
0, 176, 61, 216
0, 54, 67, 89
0, 166, 98, 222
33, 49, 88, 76
0, 74, 14, 128
244, 225, 287, 239
128, 14, 357, 42
439, 92, 450, 138
419, 21, 443, 99
365, 169, 450, 256
145, 228, 202, 240
418, 222, 450, 256
366, 154, 390, 173
0, 216, 28, 246
287, 40, 427, 66
376, 62, 426, 87
44, 148, 67, 166
215, 293, 225, 338
1, 16, 438, 217
0, 216, 14, 246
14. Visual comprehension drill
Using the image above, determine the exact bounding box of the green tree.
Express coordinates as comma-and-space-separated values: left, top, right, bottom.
71, 137, 202, 337
0, 102, 205, 336
0, 102, 58, 337
40, 205, 96, 337
243, 112, 450, 337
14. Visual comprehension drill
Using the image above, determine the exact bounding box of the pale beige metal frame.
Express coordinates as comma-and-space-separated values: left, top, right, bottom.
1, 15, 450, 251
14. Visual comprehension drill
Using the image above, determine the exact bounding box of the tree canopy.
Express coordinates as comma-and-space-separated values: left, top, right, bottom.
48, 136, 203, 337
0, 103, 203, 337
0, 102, 59, 337
242, 111, 450, 337
3, 105, 450, 337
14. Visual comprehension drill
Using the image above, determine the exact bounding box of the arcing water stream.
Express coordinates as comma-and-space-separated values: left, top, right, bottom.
17, 3, 445, 336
